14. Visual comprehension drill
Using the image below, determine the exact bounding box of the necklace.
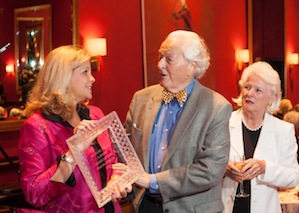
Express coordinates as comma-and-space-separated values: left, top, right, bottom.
241, 115, 264, 131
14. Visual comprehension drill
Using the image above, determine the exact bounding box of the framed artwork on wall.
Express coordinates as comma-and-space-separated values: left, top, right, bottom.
141, 0, 203, 87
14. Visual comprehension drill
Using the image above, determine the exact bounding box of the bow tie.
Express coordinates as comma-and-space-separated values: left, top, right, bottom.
162, 88, 187, 104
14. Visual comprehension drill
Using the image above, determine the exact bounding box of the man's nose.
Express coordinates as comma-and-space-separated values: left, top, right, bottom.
157, 58, 165, 70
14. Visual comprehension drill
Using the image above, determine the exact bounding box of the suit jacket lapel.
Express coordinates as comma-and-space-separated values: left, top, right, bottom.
253, 113, 275, 159
142, 86, 163, 170
230, 110, 245, 159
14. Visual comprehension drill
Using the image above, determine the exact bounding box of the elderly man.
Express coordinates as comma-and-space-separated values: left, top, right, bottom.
124, 30, 232, 213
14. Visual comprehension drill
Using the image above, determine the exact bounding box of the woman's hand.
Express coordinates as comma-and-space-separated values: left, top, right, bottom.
112, 163, 130, 176
225, 162, 243, 182
74, 119, 97, 134
107, 175, 133, 202
73, 119, 97, 153
241, 158, 266, 180
225, 159, 265, 181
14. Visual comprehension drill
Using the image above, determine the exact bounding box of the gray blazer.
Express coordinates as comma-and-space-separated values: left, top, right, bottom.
124, 81, 232, 213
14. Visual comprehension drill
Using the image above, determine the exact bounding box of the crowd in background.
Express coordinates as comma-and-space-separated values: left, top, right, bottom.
274, 98, 299, 161
275, 98, 299, 137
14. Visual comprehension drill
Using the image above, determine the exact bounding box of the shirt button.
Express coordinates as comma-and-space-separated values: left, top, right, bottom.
157, 165, 161, 169
161, 146, 165, 150
165, 128, 168, 132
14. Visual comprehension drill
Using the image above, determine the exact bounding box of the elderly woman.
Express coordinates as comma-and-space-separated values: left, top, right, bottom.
222, 61, 299, 213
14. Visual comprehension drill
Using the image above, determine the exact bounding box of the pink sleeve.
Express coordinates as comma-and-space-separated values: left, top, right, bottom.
19, 119, 73, 207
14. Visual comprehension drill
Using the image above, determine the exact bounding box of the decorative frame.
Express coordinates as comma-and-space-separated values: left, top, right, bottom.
66, 111, 144, 208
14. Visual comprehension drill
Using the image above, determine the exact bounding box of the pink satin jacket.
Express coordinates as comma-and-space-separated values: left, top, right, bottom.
18, 105, 121, 213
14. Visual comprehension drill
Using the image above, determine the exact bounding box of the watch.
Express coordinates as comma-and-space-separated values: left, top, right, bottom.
61, 153, 76, 165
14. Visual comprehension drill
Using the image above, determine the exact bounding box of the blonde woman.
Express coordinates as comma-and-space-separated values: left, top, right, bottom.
19, 46, 131, 213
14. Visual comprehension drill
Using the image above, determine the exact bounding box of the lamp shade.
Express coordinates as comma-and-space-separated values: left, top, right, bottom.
236, 49, 249, 63
86, 38, 107, 56
5, 64, 14, 73
288, 53, 299, 65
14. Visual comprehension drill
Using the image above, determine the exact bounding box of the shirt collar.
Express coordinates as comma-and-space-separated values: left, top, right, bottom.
176, 78, 195, 107
186, 79, 196, 99
41, 104, 90, 128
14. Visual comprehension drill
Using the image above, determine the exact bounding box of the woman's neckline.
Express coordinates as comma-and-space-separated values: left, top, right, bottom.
241, 110, 264, 131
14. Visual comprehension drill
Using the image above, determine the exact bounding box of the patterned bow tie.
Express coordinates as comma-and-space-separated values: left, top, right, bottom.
162, 88, 187, 104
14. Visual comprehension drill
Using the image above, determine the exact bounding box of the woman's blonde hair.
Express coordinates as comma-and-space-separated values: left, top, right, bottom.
25, 45, 90, 120
232, 61, 281, 114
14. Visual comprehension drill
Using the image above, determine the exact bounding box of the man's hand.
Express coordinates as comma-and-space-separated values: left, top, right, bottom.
135, 172, 151, 189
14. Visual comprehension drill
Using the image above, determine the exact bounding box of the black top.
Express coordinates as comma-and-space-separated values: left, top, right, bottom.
233, 123, 262, 213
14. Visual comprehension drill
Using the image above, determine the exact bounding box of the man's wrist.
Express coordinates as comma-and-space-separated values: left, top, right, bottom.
149, 174, 160, 194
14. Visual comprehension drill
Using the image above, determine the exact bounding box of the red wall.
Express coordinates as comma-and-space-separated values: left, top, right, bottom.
78, 0, 144, 121
285, 0, 299, 105
212, 1, 247, 101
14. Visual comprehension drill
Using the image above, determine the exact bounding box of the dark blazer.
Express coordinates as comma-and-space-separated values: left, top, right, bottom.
124, 81, 232, 213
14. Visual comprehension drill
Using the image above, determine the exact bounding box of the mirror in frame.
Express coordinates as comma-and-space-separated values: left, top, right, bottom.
14, 4, 51, 93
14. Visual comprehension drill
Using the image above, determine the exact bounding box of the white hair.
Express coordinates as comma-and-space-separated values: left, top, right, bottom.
159, 30, 210, 79
232, 61, 282, 114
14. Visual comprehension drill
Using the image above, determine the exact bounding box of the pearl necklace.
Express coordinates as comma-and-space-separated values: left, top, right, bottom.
241, 115, 264, 131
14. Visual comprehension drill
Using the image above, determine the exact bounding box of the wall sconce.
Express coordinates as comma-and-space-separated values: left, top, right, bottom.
85, 38, 107, 71
288, 53, 298, 72
5, 64, 14, 75
236, 49, 249, 73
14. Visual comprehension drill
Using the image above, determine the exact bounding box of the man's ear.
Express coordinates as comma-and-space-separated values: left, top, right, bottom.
189, 61, 197, 70
188, 61, 197, 76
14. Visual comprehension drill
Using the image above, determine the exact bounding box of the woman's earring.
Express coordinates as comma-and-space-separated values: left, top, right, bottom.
268, 102, 272, 106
